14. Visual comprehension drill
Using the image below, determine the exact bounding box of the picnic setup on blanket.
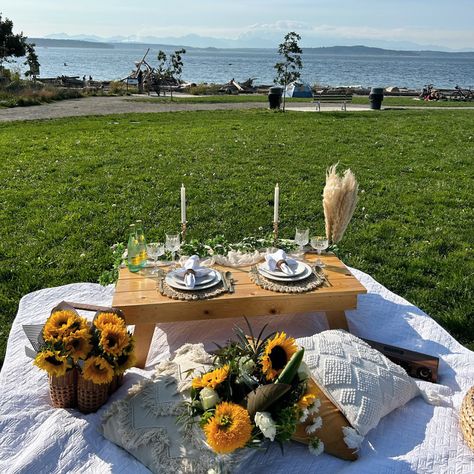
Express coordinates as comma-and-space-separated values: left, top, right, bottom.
0, 165, 473, 474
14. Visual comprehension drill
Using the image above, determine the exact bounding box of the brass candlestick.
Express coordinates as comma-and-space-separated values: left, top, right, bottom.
181, 221, 187, 241
273, 221, 279, 242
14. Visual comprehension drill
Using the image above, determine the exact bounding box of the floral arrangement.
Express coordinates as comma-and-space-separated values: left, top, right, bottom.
179, 323, 323, 457
34, 307, 135, 384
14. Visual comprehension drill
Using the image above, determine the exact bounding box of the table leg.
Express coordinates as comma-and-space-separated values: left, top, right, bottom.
325, 310, 349, 331
133, 323, 156, 368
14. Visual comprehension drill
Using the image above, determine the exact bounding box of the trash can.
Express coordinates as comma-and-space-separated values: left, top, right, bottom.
268, 86, 283, 109
369, 87, 384, 110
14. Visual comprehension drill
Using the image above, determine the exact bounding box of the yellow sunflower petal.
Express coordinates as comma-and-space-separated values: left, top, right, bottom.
63, 328, 92, 361
82, 356, 114, 384
34, 350, 70, 377
204, 402, 252, 454
94, 312, 126, 331
99, 324, 130, 357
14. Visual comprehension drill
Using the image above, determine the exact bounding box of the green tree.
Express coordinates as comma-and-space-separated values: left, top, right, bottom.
0, 14, 39, 77
274, 32, 303, 111
24, 43, 40, 78
154, 48, 186, 99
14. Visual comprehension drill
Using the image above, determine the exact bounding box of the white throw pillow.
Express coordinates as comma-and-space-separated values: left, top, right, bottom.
297, 330, 421, 436
101, 343, 215, 473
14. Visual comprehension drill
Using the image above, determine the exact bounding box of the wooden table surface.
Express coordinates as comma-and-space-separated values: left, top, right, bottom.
112, 253, 367, 368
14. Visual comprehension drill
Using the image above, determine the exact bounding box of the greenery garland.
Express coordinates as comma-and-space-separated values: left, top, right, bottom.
99, 235, 298, 286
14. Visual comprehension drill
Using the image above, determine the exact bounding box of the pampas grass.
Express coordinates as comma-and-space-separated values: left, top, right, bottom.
323, 164, 359, 244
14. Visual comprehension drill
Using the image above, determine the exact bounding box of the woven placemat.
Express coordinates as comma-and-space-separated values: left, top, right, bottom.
249, 266, 324, 293
461, 386, 474, 451
158, 278, 227, 301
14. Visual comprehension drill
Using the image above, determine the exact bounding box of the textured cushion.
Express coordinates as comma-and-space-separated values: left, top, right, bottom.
101, 343, 215, 473
293, 377, 358, 461
297, 330, 420, 436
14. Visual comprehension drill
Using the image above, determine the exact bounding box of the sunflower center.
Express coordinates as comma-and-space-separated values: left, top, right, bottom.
46, 356, 64, 366
219, 415, 233, 429
107, 336, 117, 347
269, 346, 287, 370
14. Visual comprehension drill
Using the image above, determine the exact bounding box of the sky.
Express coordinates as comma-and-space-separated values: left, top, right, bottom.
2, 0, 474, 50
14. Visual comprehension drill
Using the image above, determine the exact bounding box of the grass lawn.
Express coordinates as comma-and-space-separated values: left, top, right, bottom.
0, 108, 473, 366
129, 94, 474, 107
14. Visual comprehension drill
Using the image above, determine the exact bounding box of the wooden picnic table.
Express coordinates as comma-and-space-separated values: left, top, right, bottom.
112, 253, 367, 368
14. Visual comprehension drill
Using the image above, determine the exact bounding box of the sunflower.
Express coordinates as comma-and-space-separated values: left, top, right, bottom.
298, 379, 319, 410
43, 310, 88, 340
99, 324, 129, 357
203, 402, 252, 454
82, 356, 114, 384
63, 328, 92, 361
192, 365, 230, 390
115, 351, 136, 374
260, 332, 297, 381
94, 312, 125, 331
34, 350, 70, 377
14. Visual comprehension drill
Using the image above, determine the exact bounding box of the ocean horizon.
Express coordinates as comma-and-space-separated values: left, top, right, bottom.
12, 43, 474, 89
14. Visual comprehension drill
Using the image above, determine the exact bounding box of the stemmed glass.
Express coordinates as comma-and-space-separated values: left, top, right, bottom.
146, 242, 165, 274
310, 235, 329, 267
165, 233, 181, 266
295, 228, 309, 253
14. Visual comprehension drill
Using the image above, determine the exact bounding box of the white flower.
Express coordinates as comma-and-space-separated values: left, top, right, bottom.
299, 408, 309, 423
199, 387, 220, 410
308, 399, 321, 415
254, 411, 277, 441
305, 416, 322, 435
238, 356, 256, 375
308, 438, 324, 456
297, 361, 311, 381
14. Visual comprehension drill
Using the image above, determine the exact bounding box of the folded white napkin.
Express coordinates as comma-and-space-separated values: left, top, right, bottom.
175, 255, 212, 288
265, 249, 297, 275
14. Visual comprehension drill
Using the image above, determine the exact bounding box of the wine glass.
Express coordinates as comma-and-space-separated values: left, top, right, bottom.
146, 242, 165, 274
165, 233, 181, 266
310, 235, 329, 267
295, 228, 309, 253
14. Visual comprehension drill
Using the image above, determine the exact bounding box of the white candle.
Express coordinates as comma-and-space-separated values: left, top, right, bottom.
273, 183, 279, 223
181, 184, 186, 224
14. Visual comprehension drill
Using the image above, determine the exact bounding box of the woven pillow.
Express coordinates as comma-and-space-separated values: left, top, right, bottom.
297, 330, 421, 437
101, 343, 216, 474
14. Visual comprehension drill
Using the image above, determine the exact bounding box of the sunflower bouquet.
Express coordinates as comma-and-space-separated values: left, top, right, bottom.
81, 311, 136, 385
180, 323, 323, 460
34, 308, 91, 378
27, 302, 135, 412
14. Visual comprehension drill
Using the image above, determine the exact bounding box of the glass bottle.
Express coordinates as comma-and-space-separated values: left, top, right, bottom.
135, 220, 147, 267
127, 224, 141, 272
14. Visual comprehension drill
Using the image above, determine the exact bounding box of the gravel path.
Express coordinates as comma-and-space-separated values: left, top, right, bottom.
0, 96, 472, 122
0, 96, 273, 122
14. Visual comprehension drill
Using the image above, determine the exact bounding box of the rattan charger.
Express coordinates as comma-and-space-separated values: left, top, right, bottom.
460, 386, 474, 451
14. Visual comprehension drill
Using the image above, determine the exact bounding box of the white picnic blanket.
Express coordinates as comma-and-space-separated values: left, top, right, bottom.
0, 268, 473, 473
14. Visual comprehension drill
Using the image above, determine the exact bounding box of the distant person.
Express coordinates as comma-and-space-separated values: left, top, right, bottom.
64, 62, 67, 66
137, 69, 144, 94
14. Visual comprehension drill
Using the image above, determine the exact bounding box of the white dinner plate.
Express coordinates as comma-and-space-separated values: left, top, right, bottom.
171, 269, 216, 286
165, 271, 222, 291
258, 264, 312, 282
258, 260, 310, 278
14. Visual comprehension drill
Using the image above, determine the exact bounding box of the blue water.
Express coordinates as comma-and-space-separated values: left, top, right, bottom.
16, 44, 474, 89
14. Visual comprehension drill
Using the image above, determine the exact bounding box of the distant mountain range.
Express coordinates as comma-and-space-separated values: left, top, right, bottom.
34, 32, 474, 53
28, 37, 474, 58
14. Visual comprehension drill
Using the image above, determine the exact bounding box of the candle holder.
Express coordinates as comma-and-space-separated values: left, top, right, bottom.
273, 221, 279, 243
181, 221, 187, 241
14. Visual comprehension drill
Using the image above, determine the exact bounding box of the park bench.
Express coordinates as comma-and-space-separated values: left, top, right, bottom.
314, 90, 353, 111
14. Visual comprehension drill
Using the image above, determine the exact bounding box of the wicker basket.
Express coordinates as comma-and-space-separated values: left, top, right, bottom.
77, 373, 110, 414
109, 373, 124, 395
460, 386, 474, 451
49, 369, 77, 408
